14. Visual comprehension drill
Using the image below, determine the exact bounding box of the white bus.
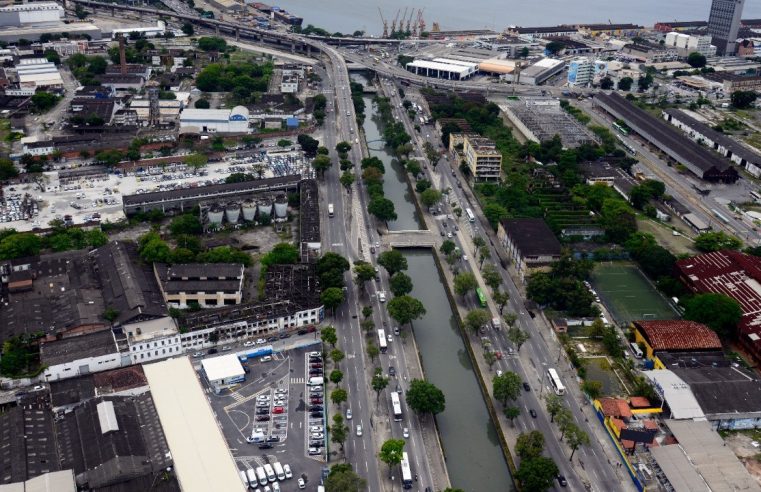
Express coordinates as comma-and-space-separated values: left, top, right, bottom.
547, 368, 565, 396
400, 451, 413, 489
328, 203, 334, 218
391, 391, 403, 421
378, 329, 388, 353
465, 208, 475, 223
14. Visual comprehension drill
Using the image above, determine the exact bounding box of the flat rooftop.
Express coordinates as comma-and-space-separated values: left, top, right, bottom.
39, 329, 117, 367
201, 354, 245, 382
143, 357, 245, 492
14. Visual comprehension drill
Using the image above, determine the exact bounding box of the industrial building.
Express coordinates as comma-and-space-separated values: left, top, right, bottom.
0, 2, 101, 42
201, 193, 289, 230
0, 2, 62, 27
179, 106, 250, 133
299, 179, 320, 262
506, 58, 564, 86
567, 57, 594, 87
405, 58, 478, 80
497, 218, 562, 281
703, 71, 761, 93
664, 31, 717, 57
707, 0, 746, 55
15, 57, 63, 90
460, 134, 502, 181
594, 92, 739, 182
474, 36, 534, 57
676, 250, 761, 367
121, 175, 300, 215
201, 354, 246, 393
501, 98, 598, 148
663, 108, 761, 178
507, 25, 578, 38
154, 263, 245, 309
144, 357, 245, 492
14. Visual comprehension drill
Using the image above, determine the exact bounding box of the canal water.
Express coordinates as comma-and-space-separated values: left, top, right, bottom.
403, 249, 514, 492
352, 73, 423, 231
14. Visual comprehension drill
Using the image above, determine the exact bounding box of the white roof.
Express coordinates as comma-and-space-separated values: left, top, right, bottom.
642, 370, 705, 419
201, 353, 245, 381
96, 400, 119, 434
144, 357, 245, 492
432, 57, 478, 68
407, 60, 472, 75
180, 108, 231, 122
533, 58, 565, 69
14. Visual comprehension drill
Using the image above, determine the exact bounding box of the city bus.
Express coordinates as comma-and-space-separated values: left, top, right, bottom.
400, 452, 413, 489
465, 208, 475, 223
391, 391, 403, 421
328, 203, 334, 218
476, 287, 487, 308
378, 329, 388, 353
547, 368, 566, 396
613, 122, 629, 136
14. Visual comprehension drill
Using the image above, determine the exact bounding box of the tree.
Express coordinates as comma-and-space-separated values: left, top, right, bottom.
694, 231, 742, 252
556, 408, 574, 441
566, 424, 590, 461
183, 152, 208, 169
324, 463, 366, 491
617, 77, 634, 91
378, 250, 408, 276
354, 262, 376, 290
31, 92, 58, 112
482, 203, 508, 229
387, 295, 426, 328
687, 52, 707, 68
420, 188, 442, 208
331, 387, 348, 406
362, 305, 373, 319
366, 342, 380, 362
330, 414, 349, 453
482, 264, 501, 291
731, 90, 758, 109
335, 141, 352, 153
600, 77, 614, 90
545, 394, 564, 423
169, 214, 202, 236
545, 40, 565, 54
406, 379, 446, 415
486, 291, 507, 315
503, 312, 518, 328
507, 326, 530, 352
505, 406, 521, 426
484, 351, 497, 370
465, 309, 491, 333
493, 371, 521, 407
516, 457, 559, 492
638, 73, 654, 91
368, 196, 397, 223
317, 252, 350, 289
297, 134, 320, 157
439, 240, 456, 256
372, 372, 389, 401
261, 243, 299, 268
683, 292, 742, 339
389, 272, 413, 297
379, 439, 405, 471
312, 154, 333, 176
321, 326, 338, 347
478, 245, 491, 269
181, 22, 194, 35
340, 171, 355, 190
0, 159, 18, 180
581, 380, 603, 399
453, 272, 478, 296
103, 307, 120, 323
330, 369, 344, 384
330, 348, 345, 366
516, 430, 545, 460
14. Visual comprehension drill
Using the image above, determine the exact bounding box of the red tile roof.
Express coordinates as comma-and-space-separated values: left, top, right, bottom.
629, 396, 651, 408
600, 398, 633, 419
643, 420, 658, 430
676, 250, 761, 359
634, 320, 722, 351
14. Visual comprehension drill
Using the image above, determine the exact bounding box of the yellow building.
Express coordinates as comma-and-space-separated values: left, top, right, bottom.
631, 319, 722, 369
462, 135, 502, 181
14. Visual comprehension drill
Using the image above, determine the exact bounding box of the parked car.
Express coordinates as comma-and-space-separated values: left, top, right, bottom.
256, 415, 271, 421
258, 442, 273, 449
298, 477, 306, 488
244, 341, 255, 347
308, 447, 321, 455
310, 411, 324, 418
523, 382, 531, 391
273, 406, 285, 414
260, 356, 272, 363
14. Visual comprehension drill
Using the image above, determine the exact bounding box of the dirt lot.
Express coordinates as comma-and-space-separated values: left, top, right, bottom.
722, 430, 761, 486
636, 218, 697, 255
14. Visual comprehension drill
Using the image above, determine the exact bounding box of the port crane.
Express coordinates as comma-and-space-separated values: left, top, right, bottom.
390, 8, 401, 35
378, 7, 388, 38
416, 8, 426, 37
405, 8, 414, 33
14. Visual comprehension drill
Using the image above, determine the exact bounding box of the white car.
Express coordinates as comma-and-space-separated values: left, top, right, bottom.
356, 425, 362, 436
447, 232, 453, 238
272, 483, 280, 492
256, 338, 267, 345
308, 447, 321, 455
244, 341, 255, 347
403, 427, 409, 438
310, 426, 324, 432
311, 432, 324, 439
257, 394, 270, 401
346, 409, 352, 420
260, 356, 272, 363
387, 334, 393, 342
497, 370, 503, 377
298, 477, 306, 489
283, 464, 293, 479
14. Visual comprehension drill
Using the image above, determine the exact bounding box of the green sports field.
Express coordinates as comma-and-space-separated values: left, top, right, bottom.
591, 262, 678, 326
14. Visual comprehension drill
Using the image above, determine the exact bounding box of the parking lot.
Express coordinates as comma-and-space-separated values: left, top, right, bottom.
3, 145, 311, 232
206, 345, 328, 491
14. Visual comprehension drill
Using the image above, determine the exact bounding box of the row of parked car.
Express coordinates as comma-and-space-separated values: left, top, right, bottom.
306, 351, 325, 456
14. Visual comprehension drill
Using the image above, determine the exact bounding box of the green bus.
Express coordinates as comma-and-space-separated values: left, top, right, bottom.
476, 287, 487, 308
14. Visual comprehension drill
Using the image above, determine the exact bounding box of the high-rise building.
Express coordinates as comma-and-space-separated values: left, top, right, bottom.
707, 0, 745, 55
567, 58, 594, 87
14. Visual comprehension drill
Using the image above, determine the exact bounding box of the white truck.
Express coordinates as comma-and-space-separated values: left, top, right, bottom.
255, 466, 267, 486
274, 461, 285, 480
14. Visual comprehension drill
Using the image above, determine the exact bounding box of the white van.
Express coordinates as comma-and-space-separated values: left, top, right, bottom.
255, 466, 267, 486
241, 469, 250, 486
274, 461, 285, 480
378, 291, 386, 303
630, 342, 643, 359
309, 376, 324, 386
264, 463, 276, 482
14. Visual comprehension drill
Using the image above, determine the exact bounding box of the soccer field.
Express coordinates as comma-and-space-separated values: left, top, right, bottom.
591, 262, 678, 326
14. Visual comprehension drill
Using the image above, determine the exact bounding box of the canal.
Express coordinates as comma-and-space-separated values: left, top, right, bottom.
351, 73, 423, 231
403, 249, 514, 492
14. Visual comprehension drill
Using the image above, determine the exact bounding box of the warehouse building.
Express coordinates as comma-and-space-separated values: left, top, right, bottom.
497, 218, 561, 281
503, 58, 564, 85
663, 108, 761, 178
501, 98, 598, 148
201, 354, 246, 393
15, 57, 63, 90
154, 263, 245, 308
405, 58, 478, 80
179, 105, 250, 133
0, 2, 63, 27
595, 92, 739, 182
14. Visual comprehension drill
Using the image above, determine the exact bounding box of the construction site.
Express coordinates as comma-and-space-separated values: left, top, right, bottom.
500, 97, 599, 148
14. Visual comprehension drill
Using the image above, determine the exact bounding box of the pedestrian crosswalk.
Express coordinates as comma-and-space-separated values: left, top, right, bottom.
230, 392, 246, 403
291, 377, 305, 384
